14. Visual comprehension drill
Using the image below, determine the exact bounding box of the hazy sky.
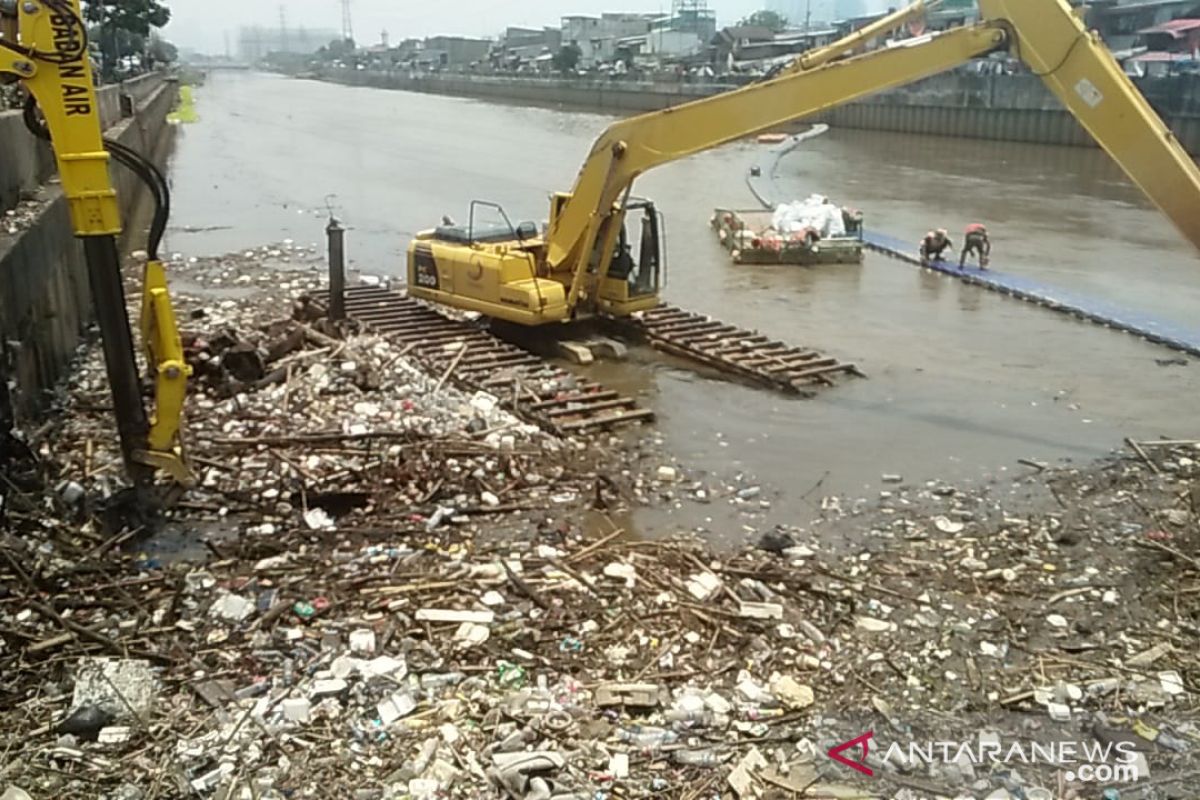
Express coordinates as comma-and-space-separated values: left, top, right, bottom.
163, 0, 878, 54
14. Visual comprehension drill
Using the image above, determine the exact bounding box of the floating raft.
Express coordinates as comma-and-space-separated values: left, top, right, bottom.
745, 132, 1200, 359
711, 207, 864, 266
862, 231, 1200, 358
628, 304, 864, 395
318, 285, 653, 433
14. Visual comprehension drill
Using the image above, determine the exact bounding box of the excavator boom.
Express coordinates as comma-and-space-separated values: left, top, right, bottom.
549, 0, 1200, 283
547, 22, 1008, 309
979, 0, 1200, 249
411, 0, 1200, 325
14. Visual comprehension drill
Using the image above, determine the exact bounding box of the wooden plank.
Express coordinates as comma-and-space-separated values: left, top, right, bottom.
785, 362, 859, 381
529, 390, 619, 410
648, 320, 731, 337
559, 408, 655, 431
545, 397, 638, 418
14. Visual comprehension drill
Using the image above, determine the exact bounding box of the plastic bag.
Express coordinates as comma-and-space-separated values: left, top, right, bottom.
770, 194, 846, 238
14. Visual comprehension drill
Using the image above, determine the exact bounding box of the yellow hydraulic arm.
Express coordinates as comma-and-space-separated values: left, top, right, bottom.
1, 0, 192, 487
546, 0, 1200, 316
778, 0, 940, 75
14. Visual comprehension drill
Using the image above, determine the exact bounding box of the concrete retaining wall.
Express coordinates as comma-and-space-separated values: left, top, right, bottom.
0, 72, 164, 214
0, 75, 176, 417
319, 69, 1200, 154
327, 69, 718, 114
814, 72, 1200, 152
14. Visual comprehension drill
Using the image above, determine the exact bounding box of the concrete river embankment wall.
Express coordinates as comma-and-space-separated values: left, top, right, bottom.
321, 69, 1200, 155
0, 73, 177, 418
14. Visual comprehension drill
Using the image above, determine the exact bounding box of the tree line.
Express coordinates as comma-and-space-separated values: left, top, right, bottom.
83, 0, 178, 80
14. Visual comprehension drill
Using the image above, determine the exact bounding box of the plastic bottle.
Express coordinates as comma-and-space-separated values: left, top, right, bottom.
617, 727, 679, 749
665, 708, 727, 729
497, 661, 527, 688
419, 671, 465, 689
740, 706, 784, 720
425, 506, 455, 532
1156, 730, 1188, 752
671, 749, 722, 767
234, 680, 269, 699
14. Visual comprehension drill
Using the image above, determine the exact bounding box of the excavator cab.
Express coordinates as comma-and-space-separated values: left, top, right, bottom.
594, 200, 665, 317
407, 200, 571, 324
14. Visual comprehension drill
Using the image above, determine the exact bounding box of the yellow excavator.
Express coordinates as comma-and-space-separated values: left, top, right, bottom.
408, 0, 1200, 325
6, 0, 1200, 491
1, 0, 191, 490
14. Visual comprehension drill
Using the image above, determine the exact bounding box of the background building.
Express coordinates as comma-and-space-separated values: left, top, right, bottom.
927, 0, 980, 29
498, 26, 562, 67
419, 35, 491, 69
561, 13, 660, 66
237, 27, 338, 61
1087, 0, 1200, 51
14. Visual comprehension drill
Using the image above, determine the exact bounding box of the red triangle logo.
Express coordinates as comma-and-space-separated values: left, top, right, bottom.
827, 731, 875, 777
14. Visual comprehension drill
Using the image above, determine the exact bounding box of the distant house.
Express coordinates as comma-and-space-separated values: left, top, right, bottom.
393, 38, 423, 63
1141, 16, 1200, 50
927, 0, 979, 29
616, 7, 717, 65
421, 35, 491, 69
654, 6, 717, 43
618, 29, 706, 63
1128, 17, 1200, 73
710, 25, 775, 70
1087, 0, 1200, 51
561, 13, 659, 67
497, 26, 562, 70
730, 29, 840, 69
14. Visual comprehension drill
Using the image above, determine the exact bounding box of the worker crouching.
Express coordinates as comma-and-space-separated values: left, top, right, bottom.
960, 223, 991, 269
919, 229, 953, 266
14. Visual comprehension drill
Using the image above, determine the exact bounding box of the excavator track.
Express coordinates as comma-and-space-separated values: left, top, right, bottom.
317, 285, 654, 434
625, 305, 863, 395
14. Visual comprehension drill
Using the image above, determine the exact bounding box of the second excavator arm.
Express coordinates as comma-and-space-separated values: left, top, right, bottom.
545, 0, 1200, 316
0, 0, 192, 489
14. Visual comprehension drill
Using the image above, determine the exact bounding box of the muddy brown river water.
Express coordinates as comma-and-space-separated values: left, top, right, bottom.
167, 71, 1200, 542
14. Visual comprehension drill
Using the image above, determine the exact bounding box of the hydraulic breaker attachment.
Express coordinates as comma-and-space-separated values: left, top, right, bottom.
2, 0, 193, 489
138, 260, 194, 487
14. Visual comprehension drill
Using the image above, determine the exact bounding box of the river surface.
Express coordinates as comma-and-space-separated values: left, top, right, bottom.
167, 71, 1200, 543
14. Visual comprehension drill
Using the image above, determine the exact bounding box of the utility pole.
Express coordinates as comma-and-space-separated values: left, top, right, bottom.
280, 5, 290, 54
805, 0, 812, 33
340, 0, 355, 46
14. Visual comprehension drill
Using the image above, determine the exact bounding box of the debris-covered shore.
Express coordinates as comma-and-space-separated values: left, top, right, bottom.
0, 245, 1197, 800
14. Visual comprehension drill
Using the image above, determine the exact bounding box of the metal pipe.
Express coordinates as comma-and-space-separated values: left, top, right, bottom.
327, 217, 346, 321
83, 236, 152, 485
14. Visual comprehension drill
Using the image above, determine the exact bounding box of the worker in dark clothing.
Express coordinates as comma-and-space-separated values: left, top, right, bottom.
960, 223, 991, 268
919, 229, 953, 266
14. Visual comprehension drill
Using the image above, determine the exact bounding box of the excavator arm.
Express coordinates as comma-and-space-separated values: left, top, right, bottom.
776, 0, 939, 75
1, 0, 192, 487
546, 0, 1200, 316
979, 0, 1200, 249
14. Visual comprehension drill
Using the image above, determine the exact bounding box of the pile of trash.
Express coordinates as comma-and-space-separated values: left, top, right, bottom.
2, 438, 1196, 798
770, 195, 847, 240
0, 244, 1197, 799
3, 194, 49, 237
28, 244, 588, 535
